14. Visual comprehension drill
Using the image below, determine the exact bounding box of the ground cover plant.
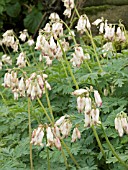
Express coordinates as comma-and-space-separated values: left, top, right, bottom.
0, 1, 128, 170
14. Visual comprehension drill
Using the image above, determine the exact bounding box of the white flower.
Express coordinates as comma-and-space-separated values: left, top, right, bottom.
36, 82, 42, 98
104, 25, 115, 41
27, 39, 34, 46
63, 8, 71, 18
72, 89, 88, 96
94, 90, 102, 107
2, 54, 12, 65
121, 117, 128, 134
62, 0, 74, 9
52, 22, 63, 39
116, 27, 122, 37
75, 47, 85, 59
85, 97, 91, 113
54, 137, 61, 150
45, 80, 51, 90
19, 29, 29, 42
46, 126, 54, 147
102, 42, 113, 57
44, 23, 51, 33
70, 53, 81, 67
49, 36, 57, 53
68, 30, 75, 40
31, 125, 44, 147
19, 77, 25, 91
99, 22, 104, 34
49, 13, 60, 22
52, 125, 61, 138
55, 116, 66, 126
37, 75, 44, 89
16, 52, 26, 68
91, 109, 101, 125
77, 96, 86, 113
92, 18, 103, 26
83, 53, 90, 60
115, 117, 124, 137
27, 83, 32, 96
76, 15, 91, 33
76, 15, 87, 33
13, 88, 19, 100
84, 112, 91, 127
60, 121, 72, 138
31, 85, 36, 100
2, 73, 11, 87
71, 127, 81, 142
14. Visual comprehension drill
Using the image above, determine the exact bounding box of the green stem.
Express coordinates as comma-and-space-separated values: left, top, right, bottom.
28, 98, 34, 170
84, 60, 92, 73
0, 92, 8, 106
61, 140, 80, 169
1, 44, 7, 54
60, 59, 72, 87
101, 124, 128, 169
61, 147, 69, 170
74, 5, 103, 72
87, 31, 103, 72
91, 125, 106, 158
44, 85, 55, 123
37, 97, 53, 125
47, 148, 51, 170
57, 39, 79, 90
61, 20, 77, 45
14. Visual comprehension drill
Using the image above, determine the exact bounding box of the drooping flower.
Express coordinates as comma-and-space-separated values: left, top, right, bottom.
19, 29, 29, 42
77, 96, 86, 113
72, 89, 88, 96
16, 52, 26, 68
84, 112, 91, 127
76, 14, 91, 33
30, 125, 44, 147
94, 90, 102, 107
91, 108, 101, 125
92, 18, 103, 26
46, 126, 54, 147
71, 127, 81, 142
84, 97, 91, 113
49, 13, 60, 22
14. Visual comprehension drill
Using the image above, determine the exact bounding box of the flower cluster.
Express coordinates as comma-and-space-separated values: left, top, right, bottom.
115, 111, 128, 137
0, 54, 12, 70
31, 115, 81, 150
2, 71, 51, 100
72, 88, 102, 127
102, 42, 114, 57
76, 14, 91, 33
35, 13, 69, 65
26, 72, 51, 100
70, 46, 90, 67
62, 0, 74, 18
1, 30, 19, 52
92, 18, 126, 42
36, 34, 68, 65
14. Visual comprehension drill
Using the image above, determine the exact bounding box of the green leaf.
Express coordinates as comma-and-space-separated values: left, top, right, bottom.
24, 8, 43, 33
6, 2, 21, 17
